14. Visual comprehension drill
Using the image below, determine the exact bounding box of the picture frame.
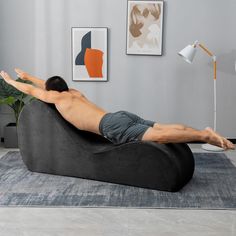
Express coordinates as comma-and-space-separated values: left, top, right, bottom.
126, 0, 164, 55
72, 27, 108, 81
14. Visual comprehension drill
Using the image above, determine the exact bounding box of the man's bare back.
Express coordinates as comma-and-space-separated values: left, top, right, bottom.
0, 69, 234, 150
56, 89, 107, 134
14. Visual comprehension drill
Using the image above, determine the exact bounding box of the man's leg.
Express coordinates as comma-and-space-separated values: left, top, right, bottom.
153, 123, 197, 132
142, 125, 235, 150
153, 123, 234, 149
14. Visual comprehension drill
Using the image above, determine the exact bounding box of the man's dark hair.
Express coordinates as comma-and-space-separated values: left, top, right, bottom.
45, 76, 69, 92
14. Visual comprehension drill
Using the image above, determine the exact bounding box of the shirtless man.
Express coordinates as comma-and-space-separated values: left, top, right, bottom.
0, 69, 235, 150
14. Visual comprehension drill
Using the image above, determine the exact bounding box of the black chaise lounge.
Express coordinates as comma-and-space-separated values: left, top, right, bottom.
18, 100, 195, 192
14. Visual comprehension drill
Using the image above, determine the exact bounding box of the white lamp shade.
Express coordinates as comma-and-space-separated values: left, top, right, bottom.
178, 45, 197, 64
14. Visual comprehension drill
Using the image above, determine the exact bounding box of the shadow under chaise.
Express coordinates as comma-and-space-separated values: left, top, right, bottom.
17, 100, 195, 192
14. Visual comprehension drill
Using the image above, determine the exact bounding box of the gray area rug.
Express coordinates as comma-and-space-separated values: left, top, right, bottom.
0, 151, 236, 208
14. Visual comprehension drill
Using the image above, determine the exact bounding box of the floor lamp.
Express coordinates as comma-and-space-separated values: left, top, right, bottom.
178, 40, 223, 152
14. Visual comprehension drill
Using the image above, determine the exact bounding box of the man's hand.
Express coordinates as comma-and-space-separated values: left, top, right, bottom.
15, 68, 29, 80
14, 68, 46, 89
0, 71, 14, 84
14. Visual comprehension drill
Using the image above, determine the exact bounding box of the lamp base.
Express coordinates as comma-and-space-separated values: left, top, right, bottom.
201, 143, 224, 152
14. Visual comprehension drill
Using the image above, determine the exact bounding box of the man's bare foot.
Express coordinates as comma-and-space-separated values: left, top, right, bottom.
203, 127, 224, 149
210, 127, 235, 150
204, 127, 235, 150
212, 129, 235, 150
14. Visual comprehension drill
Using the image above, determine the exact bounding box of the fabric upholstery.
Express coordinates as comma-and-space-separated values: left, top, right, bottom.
17, 100, 195, 192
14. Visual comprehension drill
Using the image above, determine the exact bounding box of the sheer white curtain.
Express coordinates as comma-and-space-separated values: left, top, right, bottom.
33, 0, 104, 85
33, 0, 69, 80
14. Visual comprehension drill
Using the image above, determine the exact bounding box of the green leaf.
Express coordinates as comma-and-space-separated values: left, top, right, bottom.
0, 78, 32, 99
0, 77, 33, 124
0, 96, 16, 105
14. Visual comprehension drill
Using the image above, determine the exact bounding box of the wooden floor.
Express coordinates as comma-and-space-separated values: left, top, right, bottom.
0, 144, 236, 236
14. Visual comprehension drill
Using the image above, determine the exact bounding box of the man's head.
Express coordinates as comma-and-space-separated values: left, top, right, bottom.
45, 76, 69, 92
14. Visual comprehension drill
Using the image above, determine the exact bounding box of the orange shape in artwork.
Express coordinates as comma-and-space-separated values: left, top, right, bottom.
84, 48, 104, 78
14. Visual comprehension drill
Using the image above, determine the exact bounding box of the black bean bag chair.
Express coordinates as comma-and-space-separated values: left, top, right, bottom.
17, 99, 195, 192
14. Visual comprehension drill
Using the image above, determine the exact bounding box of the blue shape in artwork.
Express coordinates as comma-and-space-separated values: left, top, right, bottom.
75, 31, 91, 65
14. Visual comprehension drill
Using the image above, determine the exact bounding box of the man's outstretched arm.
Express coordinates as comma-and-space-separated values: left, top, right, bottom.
0, 71, 60, 103
15, 68, 46, 89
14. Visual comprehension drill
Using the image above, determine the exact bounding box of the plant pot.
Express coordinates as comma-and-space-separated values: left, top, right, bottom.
4, 123, 18, 148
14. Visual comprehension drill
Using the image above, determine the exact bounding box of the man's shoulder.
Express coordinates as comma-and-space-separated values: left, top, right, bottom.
68, 88, 85, 98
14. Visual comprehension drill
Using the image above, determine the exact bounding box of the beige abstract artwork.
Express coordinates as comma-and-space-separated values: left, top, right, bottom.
127, 1, 164, 55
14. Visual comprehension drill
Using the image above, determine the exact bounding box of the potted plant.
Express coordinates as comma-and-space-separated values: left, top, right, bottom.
0, 78, 33, 148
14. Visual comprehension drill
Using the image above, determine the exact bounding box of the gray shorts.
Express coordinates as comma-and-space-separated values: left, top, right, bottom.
99, 111, 155, 145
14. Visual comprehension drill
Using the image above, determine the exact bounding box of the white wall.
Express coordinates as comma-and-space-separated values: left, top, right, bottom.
0, 0, 236, 139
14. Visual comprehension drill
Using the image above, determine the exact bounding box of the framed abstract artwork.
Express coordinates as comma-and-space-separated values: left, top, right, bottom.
72, 27, 108, 81
126, 0, 164, 55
